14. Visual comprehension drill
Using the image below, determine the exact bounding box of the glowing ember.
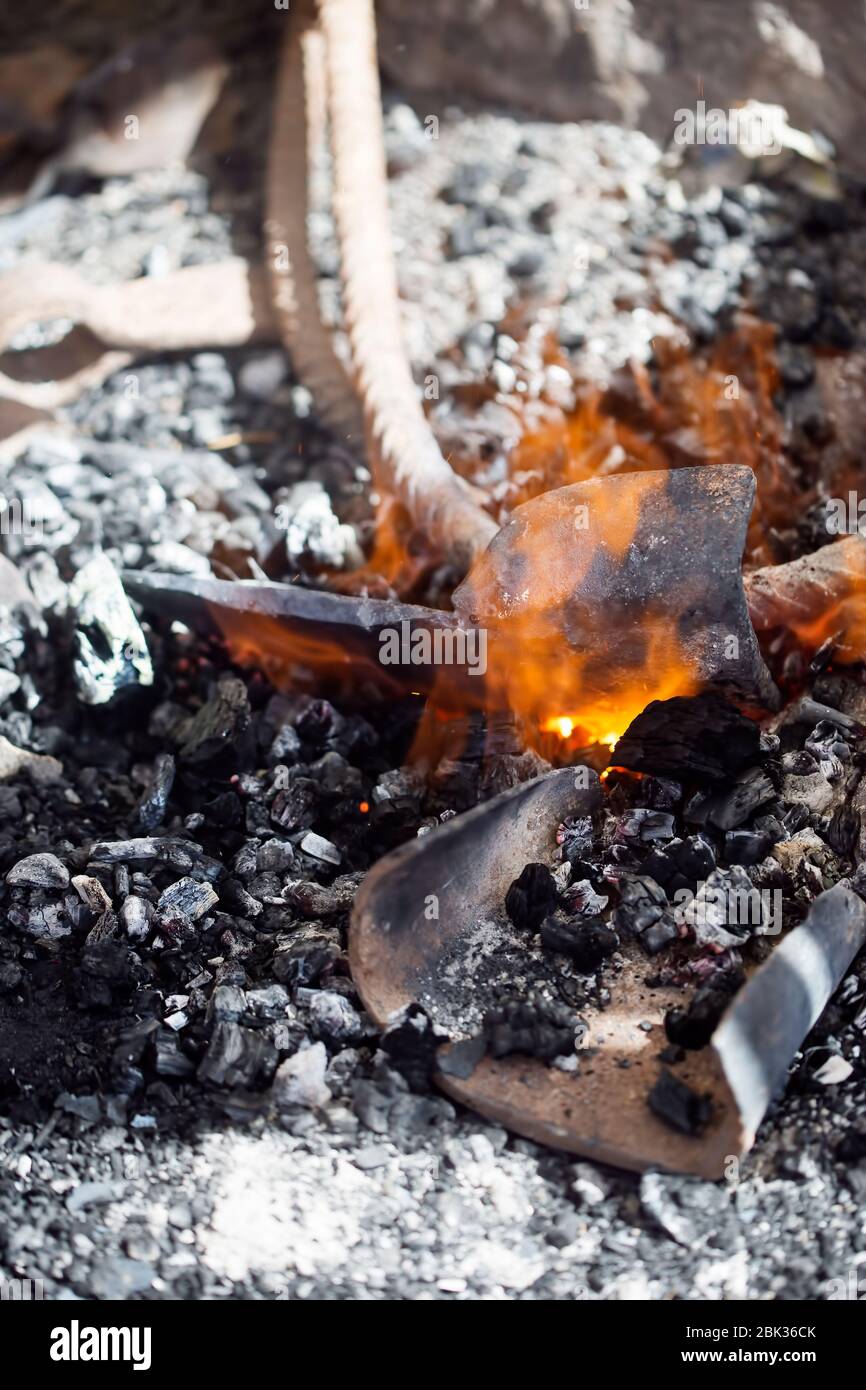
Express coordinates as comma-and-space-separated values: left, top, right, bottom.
541, 716, 622, 752
545, 716, 574, 740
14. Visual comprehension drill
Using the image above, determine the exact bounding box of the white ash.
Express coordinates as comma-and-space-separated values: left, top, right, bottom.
416, 913, 573, 1037
68, 553, 153, 705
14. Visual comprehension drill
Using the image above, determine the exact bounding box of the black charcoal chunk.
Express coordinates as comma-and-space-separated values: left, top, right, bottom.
310, 751, 362, 798
605, 844, 641, 872
725, 829, 772, 866
567, 859, 605, 891
245, 984, 291, 1022
664, 981, 740, 1050
640, 846, 678, 887
179, 676, 252, 767
640, 915, 680, 955
201, 790, 241, 827
540, 914, 619, 971
219, 879, 262, 919
642, 776, 683, 809
256, 839, 296, 874
135, 753, 176, 832
781, 803, 812, 835
268, 724, 302, 767
372, 768, 425, 819
612, 874, 668, 936
294, 699, 338, 744
154, 1030, 195, 1078
304, 989, 364, 1043
157, 878, 218, 921
0, 961, 23, 991
6, 851, 69, 889
90, 837, 223, 881
505, 863, 559, 931
198, 1021, 276, 1088
648, 1068, 713, 1136
272, 934, 339, 987
836, 1129, 866, 1163
73, 942, 140, 1009
616, 809, 676, 844
381, 1004, 447, 1091
702, 766, 777, 831
612, 694, 761, 781
822, 803, 860, 858
674, 833, 716, 884
271, 778, 316, 831
483, 994, 578, 1062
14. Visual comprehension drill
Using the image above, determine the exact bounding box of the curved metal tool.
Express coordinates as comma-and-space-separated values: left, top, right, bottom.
350, 768, 866, 1176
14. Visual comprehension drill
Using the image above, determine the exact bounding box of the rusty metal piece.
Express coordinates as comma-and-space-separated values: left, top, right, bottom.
350, 768, 866, 1176
0, 259, 275, 410
265, 10, 366, 446
453, 464, 781, 712
744, 534, 866, 661
317, 0, 498, 570
122, 570, 474, 700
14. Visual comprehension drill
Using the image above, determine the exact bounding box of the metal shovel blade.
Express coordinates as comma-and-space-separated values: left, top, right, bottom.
350, 768, 866, 1176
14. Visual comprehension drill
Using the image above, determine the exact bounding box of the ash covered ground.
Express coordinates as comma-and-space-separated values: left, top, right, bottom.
1, 12, 866, 1302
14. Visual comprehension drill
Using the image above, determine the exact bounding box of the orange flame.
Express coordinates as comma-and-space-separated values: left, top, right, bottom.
197, 311, 865, 762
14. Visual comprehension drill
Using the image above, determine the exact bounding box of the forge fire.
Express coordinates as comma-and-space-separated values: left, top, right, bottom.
2, 0, 866, 1330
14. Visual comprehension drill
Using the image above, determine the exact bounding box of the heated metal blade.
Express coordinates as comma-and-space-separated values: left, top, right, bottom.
350, 768, 866, 1177
122, 570, 471, 699
453, 464, 780, 711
